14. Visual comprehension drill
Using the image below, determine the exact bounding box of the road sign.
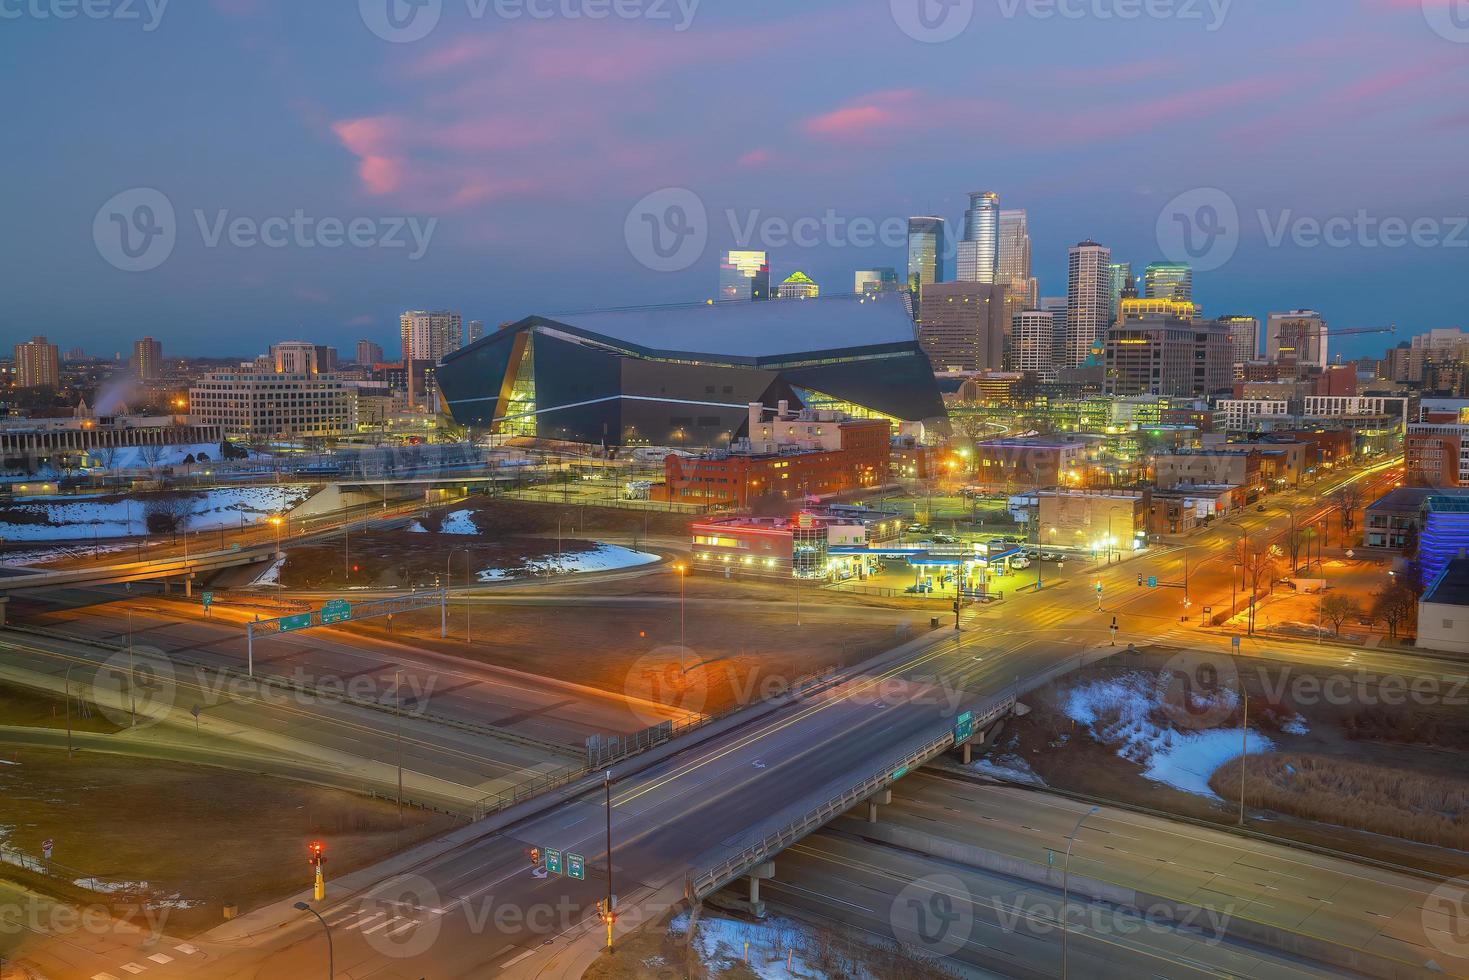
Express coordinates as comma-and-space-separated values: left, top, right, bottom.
41, 839, 53, 860
201, 591, 214, 609
545, 848, 563, 875
279, 613, 312, 633
1232, 635, 1242, 650
953, 710, 974, 745
1148, 576, 1158, 589
891, 766, 909, 780
567, 853, 586, 880
321, 599, 352, 625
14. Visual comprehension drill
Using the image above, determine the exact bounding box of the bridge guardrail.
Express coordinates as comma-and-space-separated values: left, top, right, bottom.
686, 692, 1015, 901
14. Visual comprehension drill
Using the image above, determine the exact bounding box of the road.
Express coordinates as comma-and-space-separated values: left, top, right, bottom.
765, 772, 1466, 978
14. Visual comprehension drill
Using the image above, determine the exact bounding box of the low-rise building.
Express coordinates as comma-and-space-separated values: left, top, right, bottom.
690, 512, 869, 580
973, 435, 1092, 489
1035, 489, 1148, 554
1153, 449, 1264, 493
189, 370, 353, 441
1148, 485, 1240, 535
1419, 557, 1469, 655
1407, 422, 1469, 488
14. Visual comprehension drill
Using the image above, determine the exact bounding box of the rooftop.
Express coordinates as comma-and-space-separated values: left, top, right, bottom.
1423, 557, 1469, 607
1366, 487, 1468, 513
524, 293, 919, 361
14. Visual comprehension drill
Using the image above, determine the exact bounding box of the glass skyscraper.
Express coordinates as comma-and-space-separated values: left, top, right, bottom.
719, 250, 770, 302
855, 267, 900, 295
956, 192, 999, 284
1143, 262, 1193, 304
1108, 262, 1133, 321
1067, 241, 1112, 368
906, 217, 946, 292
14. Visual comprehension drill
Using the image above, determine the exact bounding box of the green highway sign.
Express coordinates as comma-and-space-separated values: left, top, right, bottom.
321, 599, 352, 625
567, 852, 586, 880
280, 613, 312, 633
954, 710, 974, 745
545, 848, 563, 875
201, 592, 214, 609
1148, 576, 1158, 589
892, 766, 909, 780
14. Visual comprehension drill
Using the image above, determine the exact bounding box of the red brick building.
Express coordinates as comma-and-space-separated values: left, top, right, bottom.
656, 418, 891, 507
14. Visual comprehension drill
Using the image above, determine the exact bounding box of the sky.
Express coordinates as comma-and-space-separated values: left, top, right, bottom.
2, 0, 1466, 361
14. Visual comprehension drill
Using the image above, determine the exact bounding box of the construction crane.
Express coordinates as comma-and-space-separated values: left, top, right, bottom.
1275, 322, 1396, 370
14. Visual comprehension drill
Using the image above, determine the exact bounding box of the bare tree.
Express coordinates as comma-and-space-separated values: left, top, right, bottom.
1282, 507, 1306, 573
1320, 594, 1361, 635
138, 442, 165, 474
1241, 544, 1282, 635
1334, 483, 1363, 536
142, 495, 194, 538
1372, 581, 1417, 639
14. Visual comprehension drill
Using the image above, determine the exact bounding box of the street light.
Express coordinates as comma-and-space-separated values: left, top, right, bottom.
672, 562, 687, 672
293, 902, 334, 979
1061, 804, 1101, 979
448, 548, 473, 644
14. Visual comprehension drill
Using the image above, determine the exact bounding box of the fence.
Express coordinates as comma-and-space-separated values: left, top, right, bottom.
687, 692, 1016, 901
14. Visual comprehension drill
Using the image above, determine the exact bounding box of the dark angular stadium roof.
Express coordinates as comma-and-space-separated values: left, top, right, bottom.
1423, 557, 1469, 607
516, 293, 919, 363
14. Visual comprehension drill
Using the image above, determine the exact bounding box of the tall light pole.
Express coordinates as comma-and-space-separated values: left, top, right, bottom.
604, 770, 615, 953
1061, 804, 1100, 979
672, 563, 687, 672
293, 902, 334, 979
448, 548, 473, 644
1238, 687, 1250, 826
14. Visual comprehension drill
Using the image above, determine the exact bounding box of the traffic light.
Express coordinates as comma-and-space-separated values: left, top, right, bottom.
1137, 574, 1143, 587
529, 846, 542, 867
309, 841, 326, 867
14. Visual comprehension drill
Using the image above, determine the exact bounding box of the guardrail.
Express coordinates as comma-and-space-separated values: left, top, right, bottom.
686, 692, 1015, 901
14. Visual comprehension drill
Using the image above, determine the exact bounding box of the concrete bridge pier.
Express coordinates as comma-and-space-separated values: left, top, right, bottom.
0, 596, 8, 628
867, 788, 892, 823
747, 860, 775, 918
184, 573, 196, 599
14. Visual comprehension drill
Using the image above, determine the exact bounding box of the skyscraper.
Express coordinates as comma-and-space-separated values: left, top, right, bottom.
1041, 296, 1069, 373
14, 336, 60, 389
1218, 315, 1259, 365
997, 209, 1030, 285
1015, 309, 1059, 381
854, 268, 900, 295
906, 217, 946, 292
468, 320, 485, 344
132, 336, 163, 381
774, 271, 820, 299
356, 340, 384, 366
400, 310, 464, 363
955, 192, 999, 284
1066, 241, 1111, 367
1266, 310, 1328, 369
916, 282, 1006, 373
1108, 262, 1132, 321
1105, 309, 1231, 397
1143, 262, 1193, 304
718, 250, 770, 302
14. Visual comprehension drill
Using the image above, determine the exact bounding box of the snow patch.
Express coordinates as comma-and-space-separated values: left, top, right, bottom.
439, 510, 478, 535
0, 486, 312, 541
251, 557, 286, 588
86, 443, 221, 471
1, 543, 135, 566
674, 911, 869, 980
405, 520, 428, 533
1061, 671, 1272, 800
478, 543, 658, 581
971, 752, 1046, 787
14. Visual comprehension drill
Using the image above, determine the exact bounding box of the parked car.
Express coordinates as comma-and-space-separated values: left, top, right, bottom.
907, 523, 931, 533
1011, 557, 1031, 569
932, 533, 959, 544
1040, 552, 1058, 561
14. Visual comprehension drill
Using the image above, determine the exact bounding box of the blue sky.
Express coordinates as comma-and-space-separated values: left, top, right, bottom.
2, 0, 1465, 359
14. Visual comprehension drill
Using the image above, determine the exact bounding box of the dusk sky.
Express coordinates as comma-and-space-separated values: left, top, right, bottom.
4, 0, 1466, 359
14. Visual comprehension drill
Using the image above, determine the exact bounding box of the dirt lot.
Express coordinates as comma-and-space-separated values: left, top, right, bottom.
346, 574, 921, 718
0, 748, 452, 935
984, 647, 1469, 876
0, 681, 122, 736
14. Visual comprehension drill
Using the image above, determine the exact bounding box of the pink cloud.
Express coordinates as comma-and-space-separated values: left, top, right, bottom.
801, 90, 921, 141
738, 148, 773, 168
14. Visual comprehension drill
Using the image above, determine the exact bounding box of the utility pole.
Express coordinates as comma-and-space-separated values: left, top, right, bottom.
1238, 688, 1249, 826
604, 770, 616, 953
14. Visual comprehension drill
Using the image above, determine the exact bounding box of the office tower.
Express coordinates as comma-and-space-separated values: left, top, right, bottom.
1218, 315, 1259, 364
269, 341, 328, 375
14, 336, 60, 389
1105, 312, 1231, 397
1266, 310, 1328, 369
994, 207, 1035, 366
774, 271, 820, 300
356, 340, 384, 366
1108, 262, 1132, 320
400, 310, 464, 363
718, 250, 770, 302
1066, 241, 1111, 367
1143, 262, 1193, 304
906, 217, 947, 292
915, 282, 1006, 373
854, 268, 900, 295
468, 320, 485, 344
65, 347, 86, 363
1041, 296, 1068, 371
132, 336, 163, 381
1015, 309, 1058, 381
955, 192, 1000, 284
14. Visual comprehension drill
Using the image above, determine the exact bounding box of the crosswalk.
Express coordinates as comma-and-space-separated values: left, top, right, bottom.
327, 900, 435, 938
89, 943, 200, 980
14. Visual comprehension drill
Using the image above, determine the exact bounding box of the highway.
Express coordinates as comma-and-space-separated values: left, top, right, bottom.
765, 772, 1466, 978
